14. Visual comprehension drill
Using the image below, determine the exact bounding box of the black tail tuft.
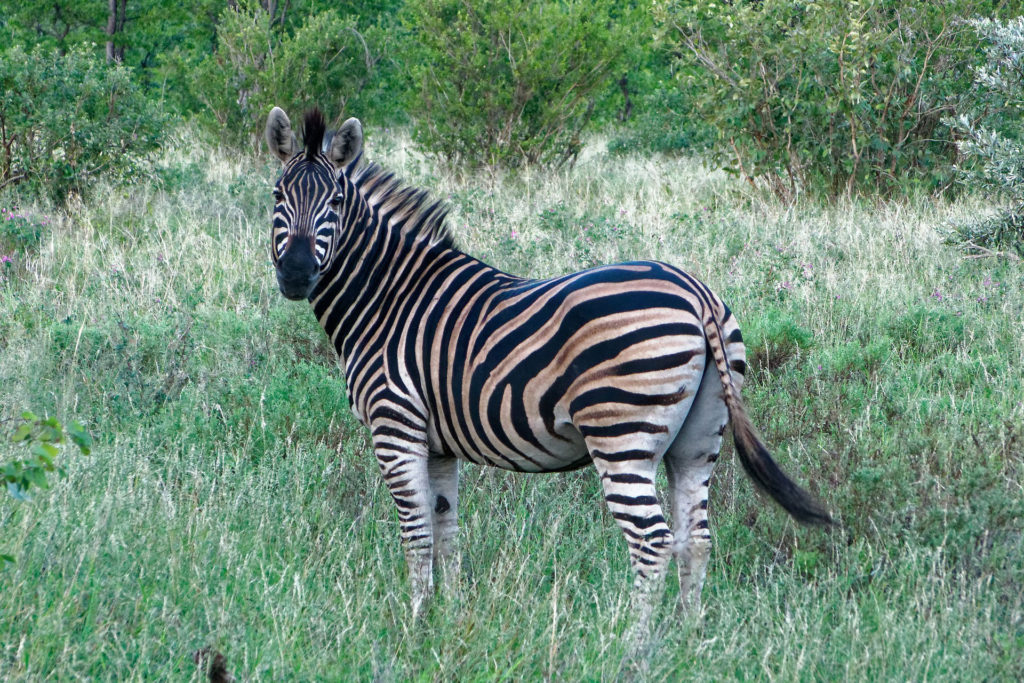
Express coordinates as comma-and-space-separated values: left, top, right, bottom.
698, 293, 834, 527
734, 420, 834, 527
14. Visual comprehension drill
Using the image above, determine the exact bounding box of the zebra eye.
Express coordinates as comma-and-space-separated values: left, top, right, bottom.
273, 189, 284, 202
329, 194, 342, 208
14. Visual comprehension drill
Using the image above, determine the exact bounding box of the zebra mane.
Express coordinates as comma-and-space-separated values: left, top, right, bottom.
303, 109, 326, 160
351, 162, 455, 250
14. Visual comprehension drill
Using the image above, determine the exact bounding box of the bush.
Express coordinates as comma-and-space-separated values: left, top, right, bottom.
192, 3, 398, 147
401, 0, 633, 167
600, 15, 716, 157
0, 208, 46, 255
949, 17, 1024, 256
0, 44, 165, 202
661, 0, 1000, 200
606, 77, 715, 157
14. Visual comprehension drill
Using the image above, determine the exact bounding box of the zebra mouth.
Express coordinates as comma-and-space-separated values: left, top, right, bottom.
276, 243, 320, 301
276, 269, 319, 301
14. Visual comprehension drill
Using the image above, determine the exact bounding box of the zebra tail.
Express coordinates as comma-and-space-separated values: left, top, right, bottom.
702, 304, 835, 527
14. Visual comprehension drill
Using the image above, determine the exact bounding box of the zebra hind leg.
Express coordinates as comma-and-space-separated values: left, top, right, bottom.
427, 454, 460, 591
664, 363, 731, 611
588, 453, 673, 635
574, 352, 704, 637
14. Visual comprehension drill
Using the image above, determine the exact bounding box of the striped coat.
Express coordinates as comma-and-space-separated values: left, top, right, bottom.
265, 107, 832, 618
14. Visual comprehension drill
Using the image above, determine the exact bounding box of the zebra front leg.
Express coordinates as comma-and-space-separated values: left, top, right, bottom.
427, 454, 460, 590
371, 425, 435, 618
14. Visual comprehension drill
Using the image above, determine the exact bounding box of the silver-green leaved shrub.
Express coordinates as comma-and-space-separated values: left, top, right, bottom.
191, 4, 396, 148
400, 0, 634, 168
950, 17, 1024, 255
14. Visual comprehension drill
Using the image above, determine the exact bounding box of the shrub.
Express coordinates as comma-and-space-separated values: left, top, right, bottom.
949, 17, 1024, 256
0, 208, 46, 255
660, 0, 1000, 200
191, 3, 398, 147
606, 78, 715, 157
400, 0, 633, 167
601, 16, 716, 157
0, 44, 165, 203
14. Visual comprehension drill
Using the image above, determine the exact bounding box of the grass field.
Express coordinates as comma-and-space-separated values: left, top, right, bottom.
1, 129, 1022, 680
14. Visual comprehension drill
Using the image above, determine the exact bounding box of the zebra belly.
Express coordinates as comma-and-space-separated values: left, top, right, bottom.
427, 409, 592, 472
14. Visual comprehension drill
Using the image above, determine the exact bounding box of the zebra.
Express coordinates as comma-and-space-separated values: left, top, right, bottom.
264, 107, 833, 618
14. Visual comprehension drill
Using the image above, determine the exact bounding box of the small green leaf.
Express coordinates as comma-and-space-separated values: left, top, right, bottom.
26, 467, 49, 490
12, 424, 32, 442
20, 411, 37, 421
31, 442, 60, 460
39, 425, 62, 444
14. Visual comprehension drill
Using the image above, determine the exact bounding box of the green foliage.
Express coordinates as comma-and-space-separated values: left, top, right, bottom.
191, 2, 399, 146
2, 411, 91, 566
604, 28, 716, 156
606, 78, 715, 156
0, 44, 165, 203
0, 207, 48, 286
0, 0, 104, 53
111, 0, 224, 101
400, 0, 633, 167
661, 0, 999, 200
744, 309, 815, 380
0, 208, 47, 254
949, 17, 1024, 255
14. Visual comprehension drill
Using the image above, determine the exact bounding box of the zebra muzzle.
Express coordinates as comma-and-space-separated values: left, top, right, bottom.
276, 243, 320, 300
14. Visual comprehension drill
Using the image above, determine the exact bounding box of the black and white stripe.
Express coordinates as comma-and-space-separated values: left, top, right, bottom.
264, 108, 832, 617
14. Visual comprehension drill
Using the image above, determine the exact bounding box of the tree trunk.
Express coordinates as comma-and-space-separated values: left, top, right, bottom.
106, 0, 126, 63
106, 0, 117, 62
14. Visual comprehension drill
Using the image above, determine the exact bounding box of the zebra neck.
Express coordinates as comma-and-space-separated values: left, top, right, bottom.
310, 221, 387, 361
311, 224, 514, 416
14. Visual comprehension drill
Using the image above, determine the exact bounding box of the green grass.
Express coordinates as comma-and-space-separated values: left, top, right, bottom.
1, 130, 1022, 679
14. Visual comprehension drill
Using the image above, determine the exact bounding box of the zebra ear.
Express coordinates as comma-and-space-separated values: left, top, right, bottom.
329, 117, 363, 169
266, 106, 298, 163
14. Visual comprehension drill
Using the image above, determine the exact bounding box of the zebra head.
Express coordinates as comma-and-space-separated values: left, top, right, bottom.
265, 106, 362, 300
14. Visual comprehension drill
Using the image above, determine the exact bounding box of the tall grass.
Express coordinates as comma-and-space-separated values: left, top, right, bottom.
1, 129, 1021, 679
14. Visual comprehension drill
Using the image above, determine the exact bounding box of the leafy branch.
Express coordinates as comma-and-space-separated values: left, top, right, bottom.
2, 412, 92, 567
